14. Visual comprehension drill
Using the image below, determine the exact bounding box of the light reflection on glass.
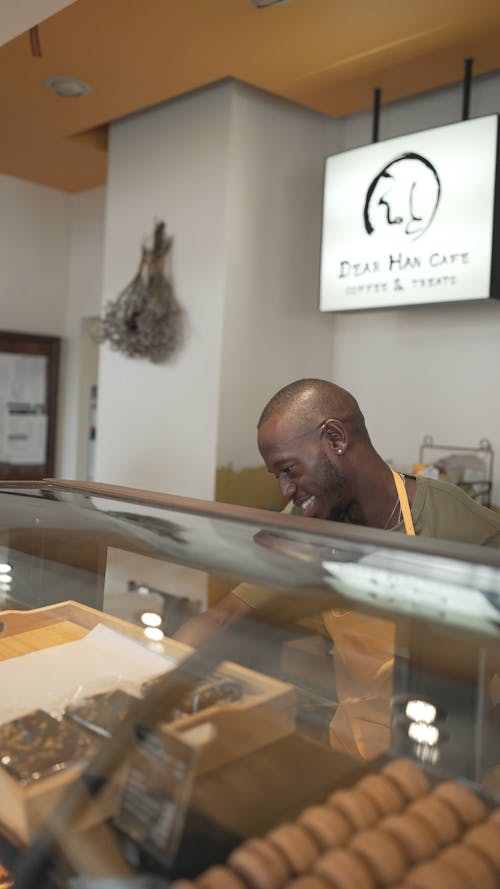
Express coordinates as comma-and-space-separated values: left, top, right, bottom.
0, 564, 12, 575
405, 699, 437, 724
414, 741, 440, 765
408, 721, 439, 746
141, 612, 162, 628
144, 626, 164, 642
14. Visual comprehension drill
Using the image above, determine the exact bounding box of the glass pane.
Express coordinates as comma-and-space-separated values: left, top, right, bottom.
0, 480, 498, 888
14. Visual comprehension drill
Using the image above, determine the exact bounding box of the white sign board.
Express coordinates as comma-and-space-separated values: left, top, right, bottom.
319, 115, 500, 312
0, 354, 48, 464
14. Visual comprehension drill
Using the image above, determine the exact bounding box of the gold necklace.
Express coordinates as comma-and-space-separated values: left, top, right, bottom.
383, 496, 400, 529
383, 473, 405, 530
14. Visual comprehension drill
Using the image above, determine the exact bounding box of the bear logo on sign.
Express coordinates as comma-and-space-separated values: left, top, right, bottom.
363, 152, 441, 242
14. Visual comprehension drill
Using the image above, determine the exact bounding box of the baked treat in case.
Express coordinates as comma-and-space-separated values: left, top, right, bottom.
379, 811, 440, 863
438, 843, 497, 889
381, 758, 431, 800
408, 794, 463, 845
433, 779, 488, 825
0, 709, 96, 784
66, 688, 139, 738
228, 837, 291, 888
356, 772, 406, 815
197, 865, 248, 888
298, 805, 352, 849
327, 788, 379, 830
267, 823, 320, 873
166, 757, 500, 888
141, 673, 243, 719
350, 827, 408, 884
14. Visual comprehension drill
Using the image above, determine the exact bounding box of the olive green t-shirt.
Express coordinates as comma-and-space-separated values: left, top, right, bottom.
390, 476, 500, 547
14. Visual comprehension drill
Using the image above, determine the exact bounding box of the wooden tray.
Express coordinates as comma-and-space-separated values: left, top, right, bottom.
0, 601, 295, 843
170, 658, 296, 773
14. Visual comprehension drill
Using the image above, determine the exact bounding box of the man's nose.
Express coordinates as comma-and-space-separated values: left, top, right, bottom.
279, 475, 295, 500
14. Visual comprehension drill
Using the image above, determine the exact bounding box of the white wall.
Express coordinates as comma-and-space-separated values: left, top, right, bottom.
58, 186, 106, 479
96, 81, 341, 494
95, 83, 235, 498
0, 174, 106, 480
328, 72, 500, 503
0, 174, 70, 476
217, 84, 337, 469
0, 174, 70, 335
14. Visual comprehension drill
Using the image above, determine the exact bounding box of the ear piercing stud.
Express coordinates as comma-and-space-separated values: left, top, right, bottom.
337, 449, 342, 454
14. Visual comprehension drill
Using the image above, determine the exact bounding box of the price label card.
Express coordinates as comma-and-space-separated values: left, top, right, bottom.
113, 725, 199, 869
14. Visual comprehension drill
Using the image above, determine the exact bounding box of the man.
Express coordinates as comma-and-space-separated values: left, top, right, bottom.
175, 379, 500, 756
256, 378, 500, 540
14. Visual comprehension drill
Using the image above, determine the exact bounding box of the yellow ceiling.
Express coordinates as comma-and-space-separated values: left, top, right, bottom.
1, 0, 500, 192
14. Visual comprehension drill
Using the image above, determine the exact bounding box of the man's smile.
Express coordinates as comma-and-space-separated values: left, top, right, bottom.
296, 494, 316, 516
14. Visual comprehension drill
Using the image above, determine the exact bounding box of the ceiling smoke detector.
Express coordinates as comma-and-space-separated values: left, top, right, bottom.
44, 75, 92, 97
250, 0, 292, 7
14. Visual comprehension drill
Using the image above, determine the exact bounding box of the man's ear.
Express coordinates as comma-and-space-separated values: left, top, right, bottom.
322, 418, 348, 456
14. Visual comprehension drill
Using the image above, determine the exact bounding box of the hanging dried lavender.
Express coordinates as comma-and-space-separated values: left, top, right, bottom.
100, 221, 186, 363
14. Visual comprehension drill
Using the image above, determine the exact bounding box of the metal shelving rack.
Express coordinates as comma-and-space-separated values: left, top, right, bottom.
418, 435, 494, 507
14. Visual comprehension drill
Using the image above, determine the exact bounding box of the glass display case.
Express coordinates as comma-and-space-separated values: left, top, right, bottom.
0, 478, 498, 889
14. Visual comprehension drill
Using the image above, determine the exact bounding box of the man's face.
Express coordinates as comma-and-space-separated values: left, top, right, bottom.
258, 414, 347, 521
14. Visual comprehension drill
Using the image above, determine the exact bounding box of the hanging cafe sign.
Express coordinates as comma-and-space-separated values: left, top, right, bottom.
319, 115, 500, 312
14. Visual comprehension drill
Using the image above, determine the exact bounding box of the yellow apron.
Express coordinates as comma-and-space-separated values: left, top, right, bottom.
324, 470, 414, 760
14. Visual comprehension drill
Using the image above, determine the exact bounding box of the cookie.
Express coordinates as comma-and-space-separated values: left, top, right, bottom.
408, 794, 462, 845
379, 812, 440, 863
433, 780, 488, 825
350, 828, 408, 884
439, 843, 497, 889
489, 808, 500, 826
197, 866, 248, 888
327, 788, 379, 830
405, 859, 470, 889
314, 847, 377, 889
283, 878, 331, 889
463, 821, 500, 871
299, 805, 352, 849
356, 773, 406, 815
228, 838, 290, 889
247, 839, 291, 882
267, 823, 319, 873
382, 759, 431, 800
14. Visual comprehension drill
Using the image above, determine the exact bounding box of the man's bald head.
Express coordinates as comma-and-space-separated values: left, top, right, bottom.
258, 379, 367, 439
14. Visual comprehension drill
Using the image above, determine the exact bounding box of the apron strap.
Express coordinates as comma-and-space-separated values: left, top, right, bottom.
390, 468, 415, 536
